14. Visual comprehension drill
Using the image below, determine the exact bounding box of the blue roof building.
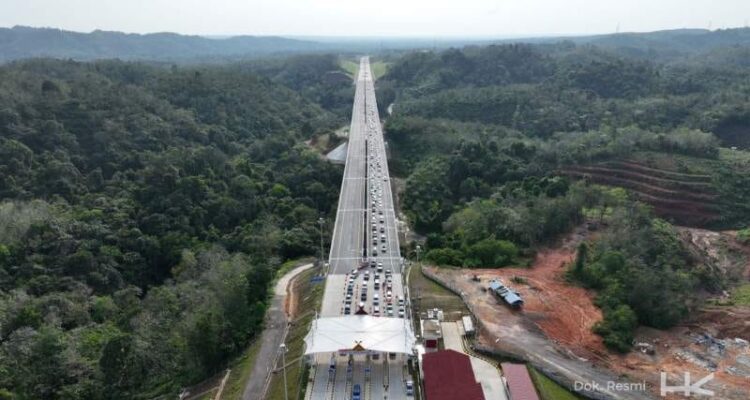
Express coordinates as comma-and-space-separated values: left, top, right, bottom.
488, 279, 524, 309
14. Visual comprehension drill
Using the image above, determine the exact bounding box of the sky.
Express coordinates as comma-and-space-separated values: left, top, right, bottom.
2, 0, 750, 38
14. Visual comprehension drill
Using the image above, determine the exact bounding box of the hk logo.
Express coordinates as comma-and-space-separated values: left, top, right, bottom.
660, 372, 714, 397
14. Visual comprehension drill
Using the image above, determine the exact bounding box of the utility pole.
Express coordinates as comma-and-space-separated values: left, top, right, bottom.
280, 343, 288, 400
318, 217, 325, 266
415, 245, 422, 317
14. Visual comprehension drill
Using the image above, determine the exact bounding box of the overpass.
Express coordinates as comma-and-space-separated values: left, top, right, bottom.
304, 57, 416, 399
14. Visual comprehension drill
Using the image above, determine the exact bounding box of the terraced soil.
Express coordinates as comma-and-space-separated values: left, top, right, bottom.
561, 160, 720, 227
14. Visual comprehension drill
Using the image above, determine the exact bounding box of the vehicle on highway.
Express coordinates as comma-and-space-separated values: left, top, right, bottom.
405, 380, 414, 396
352, 384, 361, 400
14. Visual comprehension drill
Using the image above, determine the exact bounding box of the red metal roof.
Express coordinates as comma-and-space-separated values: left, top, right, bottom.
501, 363, 540, 400
423, 350, 485, 400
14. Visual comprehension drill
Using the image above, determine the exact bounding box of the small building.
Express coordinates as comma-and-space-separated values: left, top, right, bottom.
500, 363, 540, 400
421, 319, 442, 352
489, 279, 524, 309
423, 350, 485, 400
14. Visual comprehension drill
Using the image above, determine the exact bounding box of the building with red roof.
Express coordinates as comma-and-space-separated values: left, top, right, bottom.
422, 350, 485, 400
501, 363, 540, 400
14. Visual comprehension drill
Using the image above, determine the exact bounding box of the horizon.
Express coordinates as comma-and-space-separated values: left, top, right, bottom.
3, 23, 747, 41
2, 0, 749, 38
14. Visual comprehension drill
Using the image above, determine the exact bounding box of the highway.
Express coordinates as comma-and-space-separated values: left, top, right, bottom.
305, 57, 412, 400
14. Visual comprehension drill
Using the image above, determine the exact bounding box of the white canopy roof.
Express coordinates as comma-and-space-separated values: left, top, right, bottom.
304, 315, 416, 355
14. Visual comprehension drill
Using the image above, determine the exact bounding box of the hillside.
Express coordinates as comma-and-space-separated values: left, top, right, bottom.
0, 26, 327, 62
381, 42, 750, 357
0, 59, 342, 399
566, 28, 750, 60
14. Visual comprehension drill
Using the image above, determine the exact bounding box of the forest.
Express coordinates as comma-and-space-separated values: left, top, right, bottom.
0, 58, 346, 398
379, 41, 750, 351
3, 27, 750, 397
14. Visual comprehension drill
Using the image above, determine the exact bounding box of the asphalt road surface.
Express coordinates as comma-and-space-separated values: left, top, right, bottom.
305, 57, 412, 400
243, 263, 314, 400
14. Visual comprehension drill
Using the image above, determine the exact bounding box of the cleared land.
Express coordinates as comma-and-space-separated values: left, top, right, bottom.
425, 226, 750, 400
339, 58, 389, 80
563, 151, 750, 229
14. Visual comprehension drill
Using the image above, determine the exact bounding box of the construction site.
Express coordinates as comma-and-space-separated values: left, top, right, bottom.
423, 222, 750, 400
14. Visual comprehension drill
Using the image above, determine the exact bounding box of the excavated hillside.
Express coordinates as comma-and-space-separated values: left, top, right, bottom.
562, 160, 721, 227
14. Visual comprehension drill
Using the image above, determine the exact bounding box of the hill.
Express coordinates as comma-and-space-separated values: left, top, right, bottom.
0, 59, 342, 399
0, 26, 328, 62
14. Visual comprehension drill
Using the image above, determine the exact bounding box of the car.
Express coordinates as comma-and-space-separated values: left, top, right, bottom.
344, 306, 351, 315
405, 380, 414, 396
398, 308, 405, 318
352, 384, 362, 400
373, 306, 380, 316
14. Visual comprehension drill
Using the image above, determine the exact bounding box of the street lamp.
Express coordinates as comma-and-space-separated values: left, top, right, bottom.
280, 343, 288, 400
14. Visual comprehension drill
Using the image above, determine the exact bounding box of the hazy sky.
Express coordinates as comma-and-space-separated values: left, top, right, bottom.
2, 0, 750, 37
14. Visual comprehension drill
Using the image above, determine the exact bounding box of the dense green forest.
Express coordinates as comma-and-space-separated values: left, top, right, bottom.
0, 59, 343, 398
244, 54, 355, 120
379, 42, 750, 351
